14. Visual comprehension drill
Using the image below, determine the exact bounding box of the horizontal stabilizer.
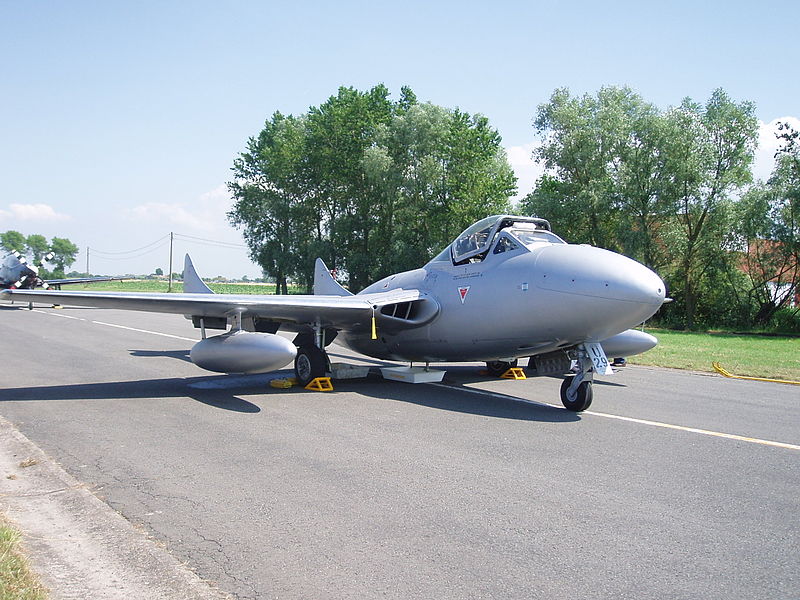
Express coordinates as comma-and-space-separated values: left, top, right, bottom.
183, 254, 214, 294
314, 258, 352, 296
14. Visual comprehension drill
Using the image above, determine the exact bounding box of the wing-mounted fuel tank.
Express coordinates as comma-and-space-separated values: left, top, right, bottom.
190, 330, 297, 374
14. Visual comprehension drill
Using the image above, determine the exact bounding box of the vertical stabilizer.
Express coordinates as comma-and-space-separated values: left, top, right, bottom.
183, 254, 214, 294
313, 258, 352, 296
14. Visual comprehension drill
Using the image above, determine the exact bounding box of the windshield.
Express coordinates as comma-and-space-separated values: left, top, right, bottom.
448, 215, 556, 264
506, 227, 565, 248
451, 216, 497, 263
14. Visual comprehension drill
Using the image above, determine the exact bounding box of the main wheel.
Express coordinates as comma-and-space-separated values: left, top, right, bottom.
560, 376, 593, 411
486, 359, 518, 377
294, 345, 328, 386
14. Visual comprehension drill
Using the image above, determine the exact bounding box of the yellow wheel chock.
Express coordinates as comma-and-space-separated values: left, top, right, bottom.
712, 362, 800, 386
500, 368, 527, 380
305, 377, 334, 391
269, 378, 295, 389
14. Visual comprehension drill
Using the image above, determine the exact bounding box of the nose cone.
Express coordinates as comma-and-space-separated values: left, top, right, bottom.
534, 244, 666, 337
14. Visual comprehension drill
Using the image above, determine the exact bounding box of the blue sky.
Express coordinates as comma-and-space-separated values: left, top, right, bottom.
1, 0, 798, 278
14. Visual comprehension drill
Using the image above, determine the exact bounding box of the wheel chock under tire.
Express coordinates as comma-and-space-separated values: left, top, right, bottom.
500, 368, 526, 380
305, 377, 334, 391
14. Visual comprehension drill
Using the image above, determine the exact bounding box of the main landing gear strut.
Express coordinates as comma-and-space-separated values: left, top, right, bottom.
559, 344, 594, 412
294, 320, 331, 386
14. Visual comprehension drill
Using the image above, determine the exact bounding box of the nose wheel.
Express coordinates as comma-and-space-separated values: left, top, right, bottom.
560, 376, 593, 411
559, 343, 595, 411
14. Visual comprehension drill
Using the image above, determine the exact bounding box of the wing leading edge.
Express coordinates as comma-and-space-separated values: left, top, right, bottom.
1, 284, 429, 331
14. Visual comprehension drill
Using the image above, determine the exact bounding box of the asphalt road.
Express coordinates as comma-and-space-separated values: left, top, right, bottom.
0, 304, 798, 599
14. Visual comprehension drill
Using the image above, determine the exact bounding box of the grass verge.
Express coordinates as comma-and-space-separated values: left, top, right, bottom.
631, 328, 800, 382
0, 514, 47, 600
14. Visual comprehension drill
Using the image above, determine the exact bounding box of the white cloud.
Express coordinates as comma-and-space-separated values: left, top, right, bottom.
753, 116, 800, 182
125, 185, 235, 233
0, 203, 71, 222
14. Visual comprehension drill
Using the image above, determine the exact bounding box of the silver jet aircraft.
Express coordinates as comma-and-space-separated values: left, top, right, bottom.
2, 215, 666, 411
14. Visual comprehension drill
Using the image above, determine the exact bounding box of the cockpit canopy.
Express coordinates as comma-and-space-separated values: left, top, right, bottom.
443, 215, 564, 265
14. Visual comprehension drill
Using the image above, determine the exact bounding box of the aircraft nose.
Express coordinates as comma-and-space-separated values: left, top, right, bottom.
534, 244, 666, 330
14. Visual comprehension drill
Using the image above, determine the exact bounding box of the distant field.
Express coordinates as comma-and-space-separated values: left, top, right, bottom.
76, 280, 301, 294
631, 328, 800, 382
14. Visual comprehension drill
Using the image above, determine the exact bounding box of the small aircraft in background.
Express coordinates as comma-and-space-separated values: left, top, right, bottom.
2, 215, 666, 411
1, 250, 125, 290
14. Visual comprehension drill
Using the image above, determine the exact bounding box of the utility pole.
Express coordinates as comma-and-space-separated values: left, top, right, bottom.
168, 232, 174, 292
86, 247, 89, 275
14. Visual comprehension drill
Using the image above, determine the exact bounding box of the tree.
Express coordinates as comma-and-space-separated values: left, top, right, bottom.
729, 127, 800, 326
0, 230, 27, 253
155, 267, 164, 276
523, 87, 651, 250
49, 237, 79, 276
229, 85, 516, 292
660, 91, 758, 328
229, 112, 310, 294
26, 234, 49, 262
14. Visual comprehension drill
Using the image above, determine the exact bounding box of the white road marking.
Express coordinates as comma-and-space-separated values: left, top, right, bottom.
91, 321, 197, 342
32, 309, 84, 321
431, 382, 800, 451
33, 309, 197, 342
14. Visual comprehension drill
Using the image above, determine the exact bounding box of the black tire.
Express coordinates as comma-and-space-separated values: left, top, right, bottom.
486, 359, 518, 377
560, 376, 593, 411
294, 345, 328, 386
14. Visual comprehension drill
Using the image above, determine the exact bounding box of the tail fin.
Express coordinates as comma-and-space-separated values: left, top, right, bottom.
183, 254, 214, 294
313, 258, 352, 296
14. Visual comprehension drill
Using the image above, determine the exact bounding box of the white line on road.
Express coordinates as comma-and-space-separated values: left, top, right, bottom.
91, 321, 197, 343
431, 383, 800, 451
32, 309, 84, 320
32, 309, 197, 342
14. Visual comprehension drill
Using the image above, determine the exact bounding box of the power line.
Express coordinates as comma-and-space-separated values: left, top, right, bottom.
90, 235, 171, 257
173, 233, 247, 249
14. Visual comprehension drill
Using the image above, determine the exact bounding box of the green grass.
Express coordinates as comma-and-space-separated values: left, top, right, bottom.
70, 279, 300, 294
631, 328, 800, 382
0, 515, 47, 600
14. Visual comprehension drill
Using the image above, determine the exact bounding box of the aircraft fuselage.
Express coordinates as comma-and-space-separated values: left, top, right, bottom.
344, 241, 665, 363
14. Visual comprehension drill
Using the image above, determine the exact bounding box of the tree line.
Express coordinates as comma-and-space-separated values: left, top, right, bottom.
228, 84, 798, 331
0, 231, 79, 277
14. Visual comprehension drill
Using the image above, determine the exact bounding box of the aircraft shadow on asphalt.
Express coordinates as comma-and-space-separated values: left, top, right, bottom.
0, 365, 582, 423
0, 377, 263, 414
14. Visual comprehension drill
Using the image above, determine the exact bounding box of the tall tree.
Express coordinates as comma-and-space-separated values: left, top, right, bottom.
661, 90, 758, 328
49, 237, 79, 276
0, 230, 27, 253
229, 113, 309, 294
25, 234, 49, 262
229, 85, 516, 291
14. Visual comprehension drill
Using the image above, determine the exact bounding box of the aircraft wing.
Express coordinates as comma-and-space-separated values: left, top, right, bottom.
43, 276, 128, 286
0, 287, 429, 331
